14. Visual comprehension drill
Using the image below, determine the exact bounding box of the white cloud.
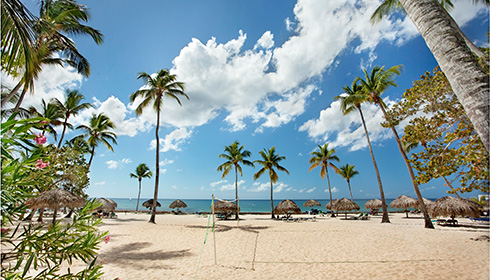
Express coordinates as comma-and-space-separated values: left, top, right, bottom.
325, 187, 339, 193
210, 179, 228, 188
160, 168, 167, 174
247, 182, 269, 192
149, 127, 192, 153
106, 160, 118, 169
274, 182, 290, 193
254, 31, 274, 50
121, 158, 132, 164
219, 180, 245, 191
160, 159, 174, 166
285, 17, 295, 32
94, 181, 106, 186
171, 185, 177, 189
306, 187, 316, 193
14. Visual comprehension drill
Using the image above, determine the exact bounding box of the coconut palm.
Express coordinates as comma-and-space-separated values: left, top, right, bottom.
335, 80, 390, 223
129, 69, 188, 224
336, 164, 359, 202
308, 143, 340, 217
217, 141, 254, 220
397, 0, 489, 152
28, 98, 64, 140
357, 65, 434, 229
75, 113, 117, 169
253, 147, 289, 219
130, 163, 153, 212
3, 0, 103, 112
53, 89, 93, 148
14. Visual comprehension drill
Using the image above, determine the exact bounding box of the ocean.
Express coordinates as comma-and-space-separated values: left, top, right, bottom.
103, 198, 416, 213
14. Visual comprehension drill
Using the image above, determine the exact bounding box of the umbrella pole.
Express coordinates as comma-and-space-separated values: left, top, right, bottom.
212, 194, 217, 265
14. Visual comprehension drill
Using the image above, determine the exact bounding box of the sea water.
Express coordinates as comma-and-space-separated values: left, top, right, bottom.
100, 198, 414, 213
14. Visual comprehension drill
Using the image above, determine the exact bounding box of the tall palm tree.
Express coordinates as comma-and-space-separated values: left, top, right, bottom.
336, 164, 359, 202
357, 65, 434, 229
75, 113, 117, 169
335, 80, 390, 223
130, 163, 153, 212
3, 0, 103, 111
253, 147, 289, 219
129, 69, 188, 224
217, 141, 254, 220
53, 89, 93, 148
397, 0, 489, 152
28, 98, 64, 140
308, 143, 340, 217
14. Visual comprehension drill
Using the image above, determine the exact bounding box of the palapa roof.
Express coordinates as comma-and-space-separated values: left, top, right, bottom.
429, 196, 481, 218
364, 199, 383, 209
142, 199, 161, 208
303, 199, 321, 207
390, 195, 418, 210
331, 197, 360, 211
27, 188, 85, 210
418, 198, 434, 208
95, 198, 117, 211
325, 199, 340, 210
212, 200, 238, 212
274, 199, 301, 214
169, 199, 187, 209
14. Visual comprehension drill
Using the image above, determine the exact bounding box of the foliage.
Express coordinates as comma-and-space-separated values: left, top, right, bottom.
1, 116, 107, 279
253, 146, 288, 183
384, 67, 489, 194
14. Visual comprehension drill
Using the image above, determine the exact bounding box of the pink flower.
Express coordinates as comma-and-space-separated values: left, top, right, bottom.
104, 236, 110, 244
35, 159, 49, 169
34, 134, 47, 145
1, 228, 7, 234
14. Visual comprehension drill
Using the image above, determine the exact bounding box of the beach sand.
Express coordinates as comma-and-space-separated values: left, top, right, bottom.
70, 212, 489, 279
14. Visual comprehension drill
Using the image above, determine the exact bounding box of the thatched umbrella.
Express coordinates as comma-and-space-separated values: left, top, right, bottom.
418, 198, 434, 209
390, 195, 418, 218
429, 196, 481, 224
27, 188, 85, 224
95, 198, 117, 211
364, 199, 382, 212
142, 199, 161, 210
303, 199, 321, 208
274, 199, 301, 219
331, 198, 360, 219
212, 200, 238, 213
169, 199, 187, 211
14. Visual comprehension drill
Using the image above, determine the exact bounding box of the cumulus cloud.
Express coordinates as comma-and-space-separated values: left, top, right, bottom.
254, 31, 275, 50
149, 127, 192, 152
306, 187, 316, 193
160, 159, 174, 166
247, 182, 269, 192
210, 179, 228, 188
106, 158, 132, 169
219, 180, 245, 191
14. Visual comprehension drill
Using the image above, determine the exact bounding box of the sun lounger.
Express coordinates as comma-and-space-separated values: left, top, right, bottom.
470, 217, 490, 222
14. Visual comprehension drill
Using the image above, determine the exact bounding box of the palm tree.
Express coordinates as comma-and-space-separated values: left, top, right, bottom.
397, 0, 489, 152
129, 69, 188, 224
3, 0, 103, 111
28, 98, 64, 140
53, 89, 93, 148
357, 65, 434, 229
130, 163, 153, 212
217, 141, 254, 220
335, 80, 390, 223
75, 113, 117, 169
308, 143, 340, 217
336, 164, 359, 202
253, 147, 289, 219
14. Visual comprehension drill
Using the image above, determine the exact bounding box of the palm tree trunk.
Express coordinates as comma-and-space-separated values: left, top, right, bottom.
347, 179, 354, 202
58, 117, 69, 148
326, 168, 335, 217
136, 178, 142, 212
378, 105, 434, 229
12, 87, 28, 113
270, 180, 275, 219
357, 106, 390, 223
1, 81, 22, 107
235, 165, 239, 221
87, 145, 95, 169
150, 111, 160, 224
37, 208, 45, 222
399, 0, 489, 152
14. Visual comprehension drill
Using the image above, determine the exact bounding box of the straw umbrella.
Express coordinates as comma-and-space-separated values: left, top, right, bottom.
142, 199, 161, 210
331, 197, 360, 219
27, 188, 85, 224
325, 198, 339, 216
364, 199, 382, 213
390, 195, 418, 218
418, 198, 434, 209
95, 198, 117, 211
212, 200, 239, 219
429, 196, 481, 224
169, 199, 187, 212
274, 199, 301, 219
303, 199, 321, 214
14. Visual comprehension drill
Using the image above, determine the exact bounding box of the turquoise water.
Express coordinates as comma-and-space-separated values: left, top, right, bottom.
103, 198, 420, 213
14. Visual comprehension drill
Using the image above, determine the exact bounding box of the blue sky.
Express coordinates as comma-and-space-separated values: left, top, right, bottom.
15, 0, 489, 200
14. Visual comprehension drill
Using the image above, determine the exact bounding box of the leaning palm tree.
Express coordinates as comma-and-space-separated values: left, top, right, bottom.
130, 163, 153, 212
357, 65, 434, 229
336, 80, 391, 222
336, 163, 359, 202
75, 113, 117, 169
217, 141, 254, 220
253, 147, 289, 219
53, 89, 93, 148
308, 143, 340, 217
129, 69, 188, 224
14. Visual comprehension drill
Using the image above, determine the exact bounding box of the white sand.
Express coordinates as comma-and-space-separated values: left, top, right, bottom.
73, 213, 489, 279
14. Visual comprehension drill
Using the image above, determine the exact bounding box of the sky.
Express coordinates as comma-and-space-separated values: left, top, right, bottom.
11, 0, 490, 200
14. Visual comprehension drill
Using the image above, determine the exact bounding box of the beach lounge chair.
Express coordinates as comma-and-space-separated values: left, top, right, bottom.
360, 213, 370, 220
